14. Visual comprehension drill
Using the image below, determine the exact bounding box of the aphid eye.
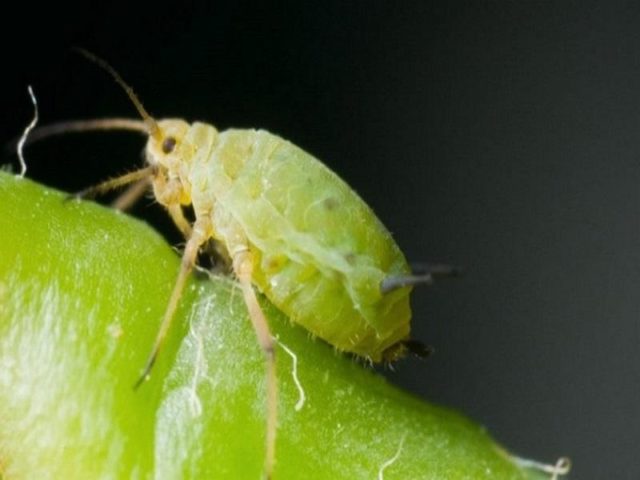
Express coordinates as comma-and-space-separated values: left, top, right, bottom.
162, 136, 177, 154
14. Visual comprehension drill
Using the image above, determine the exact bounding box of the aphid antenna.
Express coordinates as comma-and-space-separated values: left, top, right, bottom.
8, 49, 156, 152
28, 118, 148, 145
73, 48, 162, 140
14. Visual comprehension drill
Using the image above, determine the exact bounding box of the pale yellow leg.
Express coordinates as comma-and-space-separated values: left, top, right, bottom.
151, 177, 194, 239
134, 220, 209, 388
233, 249, 277, 480
111, 177, 150, 211
167, 204, 193, 238
73, 165, 155, 200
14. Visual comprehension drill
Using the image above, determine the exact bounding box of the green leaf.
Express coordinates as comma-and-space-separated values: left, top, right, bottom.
0, 171, 557, 479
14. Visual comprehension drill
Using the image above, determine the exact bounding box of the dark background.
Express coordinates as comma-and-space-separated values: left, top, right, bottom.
2, 2, 638, 479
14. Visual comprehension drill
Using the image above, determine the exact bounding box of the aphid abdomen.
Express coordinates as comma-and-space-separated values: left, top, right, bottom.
209, 129, 413, 361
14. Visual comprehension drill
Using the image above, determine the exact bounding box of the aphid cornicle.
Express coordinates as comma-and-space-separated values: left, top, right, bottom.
32, 50, 457, 479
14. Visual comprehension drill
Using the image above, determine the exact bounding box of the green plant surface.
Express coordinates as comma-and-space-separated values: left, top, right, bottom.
0, 171, 555, 479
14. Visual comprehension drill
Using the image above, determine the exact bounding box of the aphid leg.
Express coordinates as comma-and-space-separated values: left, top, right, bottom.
167, 205, 232, 278
166, 203, 193, 238
69, 165, 155, 201
111, 177, 150, 211
232, 248, 277, 480
380, 263, 462, 294
134, 221, 209, 389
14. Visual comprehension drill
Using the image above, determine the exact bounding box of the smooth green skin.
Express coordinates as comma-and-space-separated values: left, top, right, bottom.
0, 171, 549, 479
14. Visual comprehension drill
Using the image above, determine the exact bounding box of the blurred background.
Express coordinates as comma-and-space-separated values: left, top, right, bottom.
2, 2, 639, 478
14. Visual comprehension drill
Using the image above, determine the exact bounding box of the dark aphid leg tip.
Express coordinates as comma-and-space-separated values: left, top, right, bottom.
403, 340, 435, 359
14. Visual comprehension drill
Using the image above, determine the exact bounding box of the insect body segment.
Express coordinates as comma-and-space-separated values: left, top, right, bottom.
210, 129, 413, 361
146, 122, 414, 362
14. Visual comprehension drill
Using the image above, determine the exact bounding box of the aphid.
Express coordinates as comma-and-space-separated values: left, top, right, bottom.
30, 49, 458, 478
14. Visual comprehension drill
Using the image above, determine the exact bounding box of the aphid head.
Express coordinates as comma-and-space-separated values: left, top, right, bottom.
73, 50, 196, 206
145, 119, 193, 206
145, 118, 190, 167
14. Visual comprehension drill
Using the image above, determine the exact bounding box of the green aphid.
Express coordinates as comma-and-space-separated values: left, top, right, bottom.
27, 49, 457, 479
